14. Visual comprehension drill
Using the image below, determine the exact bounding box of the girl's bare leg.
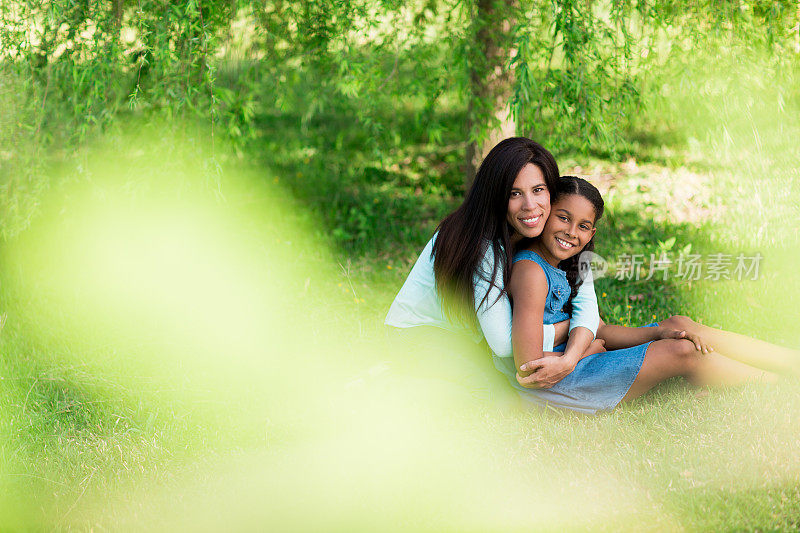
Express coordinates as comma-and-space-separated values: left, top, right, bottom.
621, 338, 774, 403
660, 315, 800, 377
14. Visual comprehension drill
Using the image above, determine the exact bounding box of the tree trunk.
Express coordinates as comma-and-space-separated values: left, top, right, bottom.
465, 0, 517, 190
795, 0, 800, 54
113, 0, 124, 29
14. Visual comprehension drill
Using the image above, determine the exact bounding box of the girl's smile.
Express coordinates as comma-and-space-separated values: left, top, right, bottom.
554, 236, 577, 249
532, 194, 597, 267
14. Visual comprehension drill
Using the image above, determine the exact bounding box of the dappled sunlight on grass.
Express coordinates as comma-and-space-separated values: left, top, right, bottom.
578, 49, 800, 349
2, 43, 800, 532
651, 49, 800, 250
650, 51, 800, 345
8, 129, 794, 530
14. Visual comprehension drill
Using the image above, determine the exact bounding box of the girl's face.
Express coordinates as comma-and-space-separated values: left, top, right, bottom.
506, 164, 551, 241
540, 194, 597, 262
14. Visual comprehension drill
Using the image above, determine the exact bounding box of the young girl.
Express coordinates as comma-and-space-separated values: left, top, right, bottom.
508, 176, 797, 413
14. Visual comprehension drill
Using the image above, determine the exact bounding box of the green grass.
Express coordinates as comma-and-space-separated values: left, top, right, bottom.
2, 44, 800, 532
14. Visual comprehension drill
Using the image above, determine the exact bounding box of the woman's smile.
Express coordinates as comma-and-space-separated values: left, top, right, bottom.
507, 163, 551, 239
519, 214, 542, 228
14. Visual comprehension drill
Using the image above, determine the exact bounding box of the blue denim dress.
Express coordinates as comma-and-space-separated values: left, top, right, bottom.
494, 250, 652, 415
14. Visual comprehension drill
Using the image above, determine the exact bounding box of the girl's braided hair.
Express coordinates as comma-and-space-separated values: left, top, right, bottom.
555, 176, 604, 315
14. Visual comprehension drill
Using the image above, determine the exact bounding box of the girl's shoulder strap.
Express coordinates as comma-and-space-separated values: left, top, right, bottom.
513, 249, 548, 268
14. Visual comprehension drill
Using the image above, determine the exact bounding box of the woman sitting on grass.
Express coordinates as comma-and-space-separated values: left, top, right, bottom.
386, 137, 602, 387
509, 175, 799, 412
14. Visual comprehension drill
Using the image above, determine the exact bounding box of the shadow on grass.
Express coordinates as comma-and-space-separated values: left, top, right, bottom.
253, 117, 761, 321
251, 108, 466, 263
248, 100, 800, 351
597, 206, 798, 347
249, 102, 706, 261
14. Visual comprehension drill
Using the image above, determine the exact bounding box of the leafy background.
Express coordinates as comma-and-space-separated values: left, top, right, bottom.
1, 0, 799, 529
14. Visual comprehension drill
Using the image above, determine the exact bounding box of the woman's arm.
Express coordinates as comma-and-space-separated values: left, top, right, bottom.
473, 259, 514, 357
518, 336, 606, 388
569, 269, 600, 338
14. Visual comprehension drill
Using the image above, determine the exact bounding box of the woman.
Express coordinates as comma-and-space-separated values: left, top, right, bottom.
386, 137, 603, 388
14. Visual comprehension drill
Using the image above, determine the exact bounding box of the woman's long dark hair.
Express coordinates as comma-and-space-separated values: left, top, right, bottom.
432, 137, 559, 328
555, 176, 605, 315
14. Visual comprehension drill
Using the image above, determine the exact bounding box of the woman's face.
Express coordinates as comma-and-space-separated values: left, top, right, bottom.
506, 163, 551, 240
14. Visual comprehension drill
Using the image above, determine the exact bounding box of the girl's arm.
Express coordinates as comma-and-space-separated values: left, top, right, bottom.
507, 260, 548, 372
510, 261, 600, 388
518, 270, 600, 380
473, 246, 561, 356
515, 270, 603, 388
597, 319, 709, 351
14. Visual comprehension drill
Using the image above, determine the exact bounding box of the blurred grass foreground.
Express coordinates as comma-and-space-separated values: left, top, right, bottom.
2, 124, 800, 530
2, 0, 800, 530
0, 127, 640, 530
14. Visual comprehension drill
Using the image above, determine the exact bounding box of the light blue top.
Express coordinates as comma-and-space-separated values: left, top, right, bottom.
385, 234, 600, 356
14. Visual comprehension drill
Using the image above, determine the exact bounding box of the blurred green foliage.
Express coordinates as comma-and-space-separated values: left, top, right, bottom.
2, 2, 800, 530
2, 0, 798, 341
2, 0, 798, 240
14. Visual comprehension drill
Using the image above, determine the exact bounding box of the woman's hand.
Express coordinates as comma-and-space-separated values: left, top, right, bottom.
659, 328, 713, 354
516, 354, 576, 389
